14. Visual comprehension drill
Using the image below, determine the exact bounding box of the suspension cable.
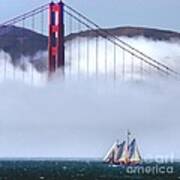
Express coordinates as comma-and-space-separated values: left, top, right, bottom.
64, 3, 180, 77
64, 10, 170, 76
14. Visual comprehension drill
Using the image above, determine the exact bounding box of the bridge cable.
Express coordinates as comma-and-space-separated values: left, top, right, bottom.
64, 3, 180, 77
64, 10, 176, 79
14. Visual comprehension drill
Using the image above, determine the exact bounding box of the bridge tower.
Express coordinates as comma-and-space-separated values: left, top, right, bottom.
48, 1, 65, 74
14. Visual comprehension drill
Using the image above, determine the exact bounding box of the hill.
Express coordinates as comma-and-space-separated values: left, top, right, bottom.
66, 26, 180, 41
0, 25, 180, 70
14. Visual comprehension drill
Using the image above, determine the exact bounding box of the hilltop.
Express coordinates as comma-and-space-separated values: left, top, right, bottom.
66, 26, 180, 41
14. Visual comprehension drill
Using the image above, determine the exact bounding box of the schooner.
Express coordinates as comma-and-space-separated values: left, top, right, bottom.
103, 131, 142, 165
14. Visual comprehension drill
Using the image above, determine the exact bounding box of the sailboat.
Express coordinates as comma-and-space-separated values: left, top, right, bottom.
103, 131, 142, 165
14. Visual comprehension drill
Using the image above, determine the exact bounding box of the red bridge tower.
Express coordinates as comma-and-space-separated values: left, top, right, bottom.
48, 1, 65, 74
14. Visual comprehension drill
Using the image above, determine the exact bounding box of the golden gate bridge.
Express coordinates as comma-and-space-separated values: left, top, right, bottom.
0, 0, 179, 83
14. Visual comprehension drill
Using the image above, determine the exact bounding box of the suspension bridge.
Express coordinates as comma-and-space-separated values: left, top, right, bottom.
0, 0, 179, 83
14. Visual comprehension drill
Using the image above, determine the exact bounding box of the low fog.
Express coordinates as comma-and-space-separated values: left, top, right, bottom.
0, 36, 180, 160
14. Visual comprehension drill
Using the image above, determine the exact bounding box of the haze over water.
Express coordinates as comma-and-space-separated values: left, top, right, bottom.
0, 36, 179, 159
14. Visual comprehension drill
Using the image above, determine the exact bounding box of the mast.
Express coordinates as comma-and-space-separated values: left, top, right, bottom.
126, 130, 131, 163
127, 130, 131, 151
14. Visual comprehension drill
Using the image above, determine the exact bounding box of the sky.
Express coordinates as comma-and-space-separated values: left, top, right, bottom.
0, 0, 180, 32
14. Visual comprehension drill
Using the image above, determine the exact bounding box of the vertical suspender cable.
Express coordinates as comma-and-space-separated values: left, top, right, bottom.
114, 42, 116, 80
78, 21, 81, 77
105, 39, 107, 79
41, 9, 44, 83
140, 58, 143, 80
86, 30, 89, 78
69, 13, 72, 76
41, 9, 44, 34
31, 14, 35, 84
122, 49, 125, 80
22, 17, 25, 82
4, 50, 7, 80
131, 54, 134, 80
12, 23, 16, 80
95, 31, 99, 79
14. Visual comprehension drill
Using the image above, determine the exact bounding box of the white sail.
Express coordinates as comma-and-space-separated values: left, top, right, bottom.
128, 139, 142, 163
114, 141, 125, 163
117, 141, 127, 163
103, 142, 117, 163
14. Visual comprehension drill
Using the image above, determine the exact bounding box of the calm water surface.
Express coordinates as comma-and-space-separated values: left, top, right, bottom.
0, 160, 179, 180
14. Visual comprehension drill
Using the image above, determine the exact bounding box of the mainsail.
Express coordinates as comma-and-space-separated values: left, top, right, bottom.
128, 139, 142, 163
117, 141, 127, 164
114, 141, 126, 163
103, 131, 142, 165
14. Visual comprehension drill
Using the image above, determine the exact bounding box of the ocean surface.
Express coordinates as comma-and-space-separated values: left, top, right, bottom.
0, 160, 179, 180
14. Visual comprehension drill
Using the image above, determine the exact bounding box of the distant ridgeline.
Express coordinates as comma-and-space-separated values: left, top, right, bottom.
66, 26, 180, 41
0, 25, 180, 71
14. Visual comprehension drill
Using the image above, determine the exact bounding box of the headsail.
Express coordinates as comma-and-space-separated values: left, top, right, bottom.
103, 140, 125, 164
103, 141, 117, 163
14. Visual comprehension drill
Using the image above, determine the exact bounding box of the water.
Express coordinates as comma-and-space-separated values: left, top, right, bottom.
0, 160, 179, 180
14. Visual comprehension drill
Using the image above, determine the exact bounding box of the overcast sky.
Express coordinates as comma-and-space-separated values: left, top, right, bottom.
0, 0, 180, 32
